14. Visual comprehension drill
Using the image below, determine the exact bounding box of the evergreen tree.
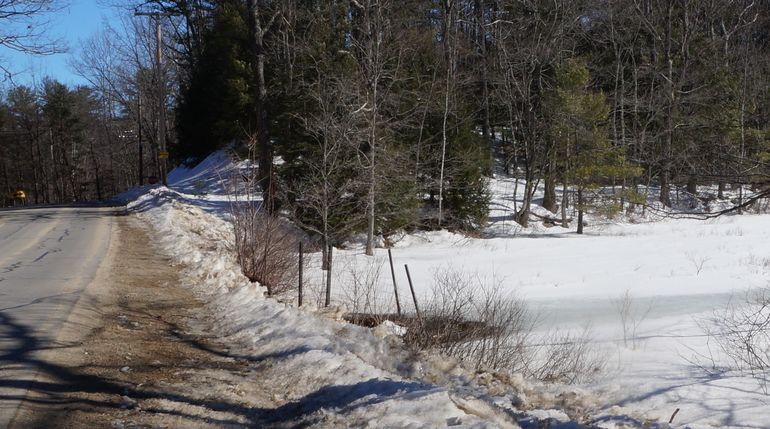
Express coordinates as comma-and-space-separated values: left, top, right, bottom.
549, 58, 639, 233
176, 0, 252, 163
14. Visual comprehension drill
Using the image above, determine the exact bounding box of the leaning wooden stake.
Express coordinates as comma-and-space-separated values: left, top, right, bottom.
298, 242, 303, 307
669, 408, 680, 424
325, 245, 333, 307
404, 264, 421, 322
387, 248, 402, 315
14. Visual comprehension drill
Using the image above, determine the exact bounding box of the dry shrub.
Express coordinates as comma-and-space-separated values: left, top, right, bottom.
525, 326, 606, 384
613, 289, 654, 349
339, 255, 393, 320
404, 268, 533, 372
231, 201, 300, 297
699, 287, 770, 388
400, 267, 605, 383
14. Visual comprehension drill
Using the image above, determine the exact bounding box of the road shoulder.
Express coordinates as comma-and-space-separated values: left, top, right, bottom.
13, 214, 275, 428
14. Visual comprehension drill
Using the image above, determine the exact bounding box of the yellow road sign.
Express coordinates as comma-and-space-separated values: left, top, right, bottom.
13, 190, 25, 199
159, 151, 169, 159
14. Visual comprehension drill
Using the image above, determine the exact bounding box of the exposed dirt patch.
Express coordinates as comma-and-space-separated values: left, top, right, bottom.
13, 215, 276, 428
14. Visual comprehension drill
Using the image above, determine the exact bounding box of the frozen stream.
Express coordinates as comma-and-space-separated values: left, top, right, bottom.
528, 292, 737, 334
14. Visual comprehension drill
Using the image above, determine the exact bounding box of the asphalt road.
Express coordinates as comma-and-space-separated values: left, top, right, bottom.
0, 206, 117, 427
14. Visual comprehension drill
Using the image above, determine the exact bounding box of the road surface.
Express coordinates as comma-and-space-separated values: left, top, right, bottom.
0, 206, 117, 427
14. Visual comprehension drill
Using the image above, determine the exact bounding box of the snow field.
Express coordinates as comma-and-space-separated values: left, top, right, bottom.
318, 177, 770, 428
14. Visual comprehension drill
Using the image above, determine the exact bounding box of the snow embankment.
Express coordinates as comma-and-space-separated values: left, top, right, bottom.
128, 188, 520, 428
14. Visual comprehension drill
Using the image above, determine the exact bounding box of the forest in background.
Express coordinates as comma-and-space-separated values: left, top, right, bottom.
1, 0, 770, 251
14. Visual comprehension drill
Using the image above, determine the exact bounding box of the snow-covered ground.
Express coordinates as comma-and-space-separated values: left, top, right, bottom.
320, 176, 770, 428
121, 152, 770, 428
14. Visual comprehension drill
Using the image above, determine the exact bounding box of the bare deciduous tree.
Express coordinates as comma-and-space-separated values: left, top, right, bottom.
0, 0, 65, 78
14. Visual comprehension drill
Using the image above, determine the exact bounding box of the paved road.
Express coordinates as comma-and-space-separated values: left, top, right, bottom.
0, 206, 117, 427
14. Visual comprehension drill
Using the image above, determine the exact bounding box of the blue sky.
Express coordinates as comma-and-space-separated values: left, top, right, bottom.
0, 0, 118, 86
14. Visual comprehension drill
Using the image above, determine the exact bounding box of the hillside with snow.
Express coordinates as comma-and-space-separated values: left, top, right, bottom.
122, 151, 770, 429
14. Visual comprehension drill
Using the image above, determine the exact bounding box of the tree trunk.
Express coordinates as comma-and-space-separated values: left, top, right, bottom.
660, 2, 675, 208
438, 0, 453, 228
1, 162, 10, 199
438, 72, 449, 227
561, 181, 568, 228
35, 138, 49, 203
365, 85, 377, 256
138, 93, 144, 186
90, 143, 103, 201
364, 1, 383, 257
577, 188, 584, 234
507, 108, 520, 215
28, 134, 40, 204
475, 0, 492, 170
542, 164, 557, 213
321, 236, 330, 271
514, 156, 537, 228
516, 179, 533, 228
246, 0, 275, 214
660, 167, 672, 207
686, 177, 697, 195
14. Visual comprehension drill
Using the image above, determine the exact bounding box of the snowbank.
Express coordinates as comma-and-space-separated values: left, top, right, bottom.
128, 188, 519, 428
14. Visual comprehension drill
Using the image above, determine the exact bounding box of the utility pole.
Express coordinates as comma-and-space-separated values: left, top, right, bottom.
135, 10, 171, 186
137, 91, 144, 186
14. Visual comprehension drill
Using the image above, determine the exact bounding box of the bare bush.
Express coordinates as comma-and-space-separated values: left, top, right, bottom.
613, 289, 654, 349
700, 288, 770, 385
525, 326, 606, 384
742, 254, 770, 274
339, 255, 392, 319
685, 251, 711, 276
398, 267, 606, 384
231, 201, 301, 297
404, 268, 533, 373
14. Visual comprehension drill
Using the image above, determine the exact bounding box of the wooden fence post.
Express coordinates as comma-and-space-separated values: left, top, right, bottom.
325, 245, 333, 307
404, 264, 421, 322
387, 248, 402, 315
298, 241, 303, 307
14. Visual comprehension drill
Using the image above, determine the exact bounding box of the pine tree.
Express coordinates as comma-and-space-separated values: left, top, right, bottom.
549, 58, 639, 234
176, 0, 252, 163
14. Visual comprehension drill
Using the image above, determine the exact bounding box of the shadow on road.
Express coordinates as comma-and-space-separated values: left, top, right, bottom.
0, 296, 436, 429
0, 206, 127, 224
